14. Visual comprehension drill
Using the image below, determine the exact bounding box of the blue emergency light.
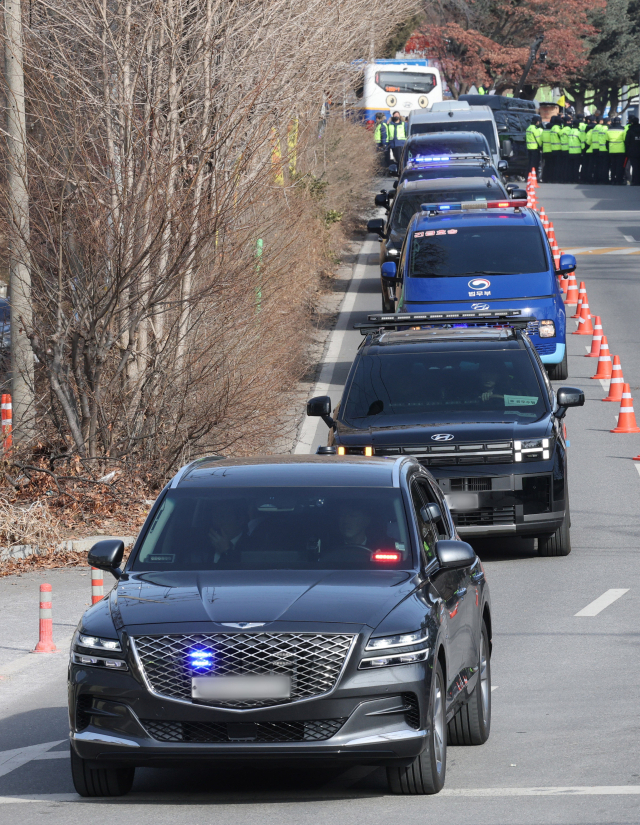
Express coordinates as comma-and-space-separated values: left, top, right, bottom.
188, 648, 216, 672
420, 200, 523, 214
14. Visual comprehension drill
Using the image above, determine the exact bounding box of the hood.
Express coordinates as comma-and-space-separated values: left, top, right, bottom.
337, 420, 551, 441
404, 271, 555, 305
112, 570, 415, 630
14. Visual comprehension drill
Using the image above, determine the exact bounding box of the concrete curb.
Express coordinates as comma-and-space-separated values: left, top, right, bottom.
0, 535, 135, 564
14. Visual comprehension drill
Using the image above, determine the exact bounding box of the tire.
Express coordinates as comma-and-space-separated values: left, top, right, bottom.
546, 348, 568, 381
537, 509, 571, 557
70, 745, 135, 797
447, 622, 491, 746
387, 659, 446, 794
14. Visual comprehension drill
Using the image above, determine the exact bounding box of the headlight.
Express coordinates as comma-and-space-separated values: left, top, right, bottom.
76, 633, 121, 651
365, 628, 428, 651
386, 247, 400, 256
514, 438, 552, 462
539, 320, 556, 338
71, 652, 128, 669
359, 649, 428, 670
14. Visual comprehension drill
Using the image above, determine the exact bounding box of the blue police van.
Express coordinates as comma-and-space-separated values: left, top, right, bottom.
372, 200, 575, 380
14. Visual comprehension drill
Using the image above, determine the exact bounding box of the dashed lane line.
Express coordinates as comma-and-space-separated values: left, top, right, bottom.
574, 589, 629, 617
0, 741, 64, 778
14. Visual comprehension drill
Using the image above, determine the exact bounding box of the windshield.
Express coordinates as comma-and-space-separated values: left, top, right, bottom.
375, 71, 436, 95
406, 135, 489, 159
391, 190, 500, 235
344, 350, 546, 426
410, 121, 497, 153
400, 167, 496, 183
409, 225, 547, 277
133, 487, 412, 571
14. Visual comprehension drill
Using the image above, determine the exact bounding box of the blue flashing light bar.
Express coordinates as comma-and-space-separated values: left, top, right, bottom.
411, 155, 451, 163
420, 200, 524, 214
188, 649, 216, 671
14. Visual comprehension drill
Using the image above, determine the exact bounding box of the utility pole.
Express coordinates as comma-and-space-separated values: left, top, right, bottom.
4, 0, 34, 443
516, 34, 545, 98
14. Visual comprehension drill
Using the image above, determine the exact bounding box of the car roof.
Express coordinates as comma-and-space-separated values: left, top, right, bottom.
405, 131, 489, 143
459, 95, 538, 112
409, 109, 494, 122
410, 207, 538, 230
363, 327, 526, 355
173, 454, 404, 488
397, 177, 503, 193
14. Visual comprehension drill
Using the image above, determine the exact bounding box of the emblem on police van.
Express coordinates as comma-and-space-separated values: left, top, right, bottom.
468, 278, 491, 290
471, 303, 490, 310
431, 433, 454, 441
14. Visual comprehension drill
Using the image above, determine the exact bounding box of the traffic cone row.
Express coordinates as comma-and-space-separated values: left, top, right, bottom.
573, 293, 594, 335
603, 356, 624, 402
565, 273, 579, 305
612, 385, 640, 433
585, 317, 602, 357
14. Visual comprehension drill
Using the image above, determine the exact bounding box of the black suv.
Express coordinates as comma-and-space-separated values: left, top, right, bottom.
459, 96, 540, 178
307, 313, 584, 555
69, 455, 491, 797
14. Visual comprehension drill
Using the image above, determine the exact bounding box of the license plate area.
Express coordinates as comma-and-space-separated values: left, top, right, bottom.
445, 492, 479, 511
191, 674, 291, 702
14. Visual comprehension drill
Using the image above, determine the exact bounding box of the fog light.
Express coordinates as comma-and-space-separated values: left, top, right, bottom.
337, 446, 346, 456
364, 446, 373, 457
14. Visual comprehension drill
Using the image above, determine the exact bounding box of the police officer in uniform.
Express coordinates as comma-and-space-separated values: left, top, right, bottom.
583, 116, 597, 182
373, 112, 387, 159
606, 117, 626, 184
625, 115, 640, 185
540, 120, 554, 182
526, 115, 543, 178
558, 116, 571, 182
567, 119, 583, 183
387, 111, 406, 166
594, 117, 609, 183
549, 116, 563, 182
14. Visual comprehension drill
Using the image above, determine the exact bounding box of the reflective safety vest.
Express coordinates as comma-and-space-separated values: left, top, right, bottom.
374, 122, 387, 144
607, 127, 626, 154
585, 127, 596, 153
567, 128, 582, 154
526, 124, 542, 149
579, 122, 587, 132
550, 125, 562, 150
593, 124, 609, 151
559, 125, 570, 150
387, 122, 406, 142
541, 128, 554, 153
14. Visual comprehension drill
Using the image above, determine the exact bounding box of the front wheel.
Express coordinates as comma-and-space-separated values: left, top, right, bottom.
537, 510, 571, 557
70, 746, 135, 797
448, 621, 491, 745
546, 348, 568, 381
387, 659, 446, 794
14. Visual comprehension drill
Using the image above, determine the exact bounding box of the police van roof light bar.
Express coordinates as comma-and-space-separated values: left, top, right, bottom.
420, 200, 524, 214
355, 310, 536, 334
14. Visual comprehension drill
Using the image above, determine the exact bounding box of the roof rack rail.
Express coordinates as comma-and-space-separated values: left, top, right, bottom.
355, 310, 535, 335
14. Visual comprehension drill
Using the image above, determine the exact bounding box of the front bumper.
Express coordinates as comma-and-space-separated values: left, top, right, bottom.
69, 663, 429, 767
535, 341, 565, 365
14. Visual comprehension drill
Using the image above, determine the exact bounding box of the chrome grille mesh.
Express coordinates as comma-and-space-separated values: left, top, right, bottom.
132, 633, 355, 708
141, 718, 347, 743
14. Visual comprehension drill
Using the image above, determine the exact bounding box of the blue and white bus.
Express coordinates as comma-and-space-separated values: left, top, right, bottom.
361, 59, 442, 122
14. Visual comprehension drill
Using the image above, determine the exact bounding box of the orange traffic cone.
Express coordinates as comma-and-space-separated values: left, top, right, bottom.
573, 296, 594, 335
603, 356, 624, 402
632, 455, 640, 461
565, 273, 579, 305
611, 384, 640, 433
590, 335, 611, 378
531, 168, 539, 187
586, 316, 603, 357
548, 223, 556, 244
572, 282, 586, 318
539, 208, 549, 232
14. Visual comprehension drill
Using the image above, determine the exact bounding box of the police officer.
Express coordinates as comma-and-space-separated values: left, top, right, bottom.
526, 115, 543, 178
625, 115, 640, 185
594, 117, 609, 183
567, 119, 583, 183
558, 116, 571, 182
387, 111, 406, 166
583, 116, 597, 182
549, 116, 563, 182
373, 112, 387, 159
540, 121, 554, 182
606, 117, 626, 184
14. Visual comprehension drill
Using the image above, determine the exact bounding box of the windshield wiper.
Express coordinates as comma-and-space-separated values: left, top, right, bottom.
459, 270, 514, 276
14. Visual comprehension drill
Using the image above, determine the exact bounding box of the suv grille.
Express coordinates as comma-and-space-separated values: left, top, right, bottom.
450, 477, 492, 492
402, 693, 420, 729
132, 633, 355, 709
141, 718, 347, 743
398, 441, 513, 466
454, 506, 515, 526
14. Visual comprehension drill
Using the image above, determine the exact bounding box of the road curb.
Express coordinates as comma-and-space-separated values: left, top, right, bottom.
0, 535, 135, 564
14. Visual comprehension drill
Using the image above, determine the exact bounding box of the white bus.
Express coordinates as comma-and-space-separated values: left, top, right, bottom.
360, 59, 442, 123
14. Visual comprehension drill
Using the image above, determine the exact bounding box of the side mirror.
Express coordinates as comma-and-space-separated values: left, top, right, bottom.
306, 395, 335, 428
88, 539, 125, 580
374, 193, 389, 208
497, 160, 508, 172
505, 183, 517, 192
512, 188, 528, 199
500, 139, 514, 158
388, 163, 398, 176
436, 539, 476, 569
381, 261, 397, 280
367, 218, 385, 237
497, 123, 508, 132
555, 386, 585, 419
558, 253, 576, 274
392, 180, 398, 190
421, 502, 443, 523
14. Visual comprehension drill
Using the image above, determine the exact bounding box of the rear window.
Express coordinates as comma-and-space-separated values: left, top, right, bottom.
391, 189, 500, 234
133, 487, 412, 571
406, 135, 489, 159
400, 167, 497, 183
375, 71, 436, 95
410, 120, 497, 153
409, 225, 548, 277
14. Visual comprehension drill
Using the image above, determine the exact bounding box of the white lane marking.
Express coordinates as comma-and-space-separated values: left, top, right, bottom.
635, 465, 640, 478
0, 794, 78, 804
491, 686, 498, 692
575, 589, 629, 617
623, 235, 635, 242
440, 786, 640, 797
0, 741, 64, 778
33, 750, 69, 760
294, 238, 376, 454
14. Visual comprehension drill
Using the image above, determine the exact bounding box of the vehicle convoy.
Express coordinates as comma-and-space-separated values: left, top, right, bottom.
369, 179, 517, 312
459, 95, 540, 178
368, 200, 575, 379
360, 59, 442, 120
69, 456, 491, 797
406, 102, 509, 173
307, 312, 585, 551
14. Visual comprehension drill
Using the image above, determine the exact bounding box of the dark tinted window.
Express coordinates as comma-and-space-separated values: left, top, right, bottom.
406, 135, 489, 159
409, 225, 547, 277
390, 189, 500, 234
375, 71, 436, 94
400, 166, 497, 183
343, 350, 546, 425
134, 487, 411, 571
410, 120, 497, 153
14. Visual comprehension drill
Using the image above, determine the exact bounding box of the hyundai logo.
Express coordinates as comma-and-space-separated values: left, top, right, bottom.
220, 622, 266, 629
471, 303, 490, 310
431, 433, 455, 441
468, 278, 491, 290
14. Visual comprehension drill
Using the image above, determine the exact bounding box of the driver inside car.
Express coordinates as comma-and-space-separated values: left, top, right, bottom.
337, 506, 372, 549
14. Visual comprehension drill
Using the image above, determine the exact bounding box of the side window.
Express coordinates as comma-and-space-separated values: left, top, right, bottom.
410, 482, 439, 564
420, 479, 451, 539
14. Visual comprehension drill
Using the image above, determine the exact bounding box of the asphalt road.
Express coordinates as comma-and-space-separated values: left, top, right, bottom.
1, 182, 640, 823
